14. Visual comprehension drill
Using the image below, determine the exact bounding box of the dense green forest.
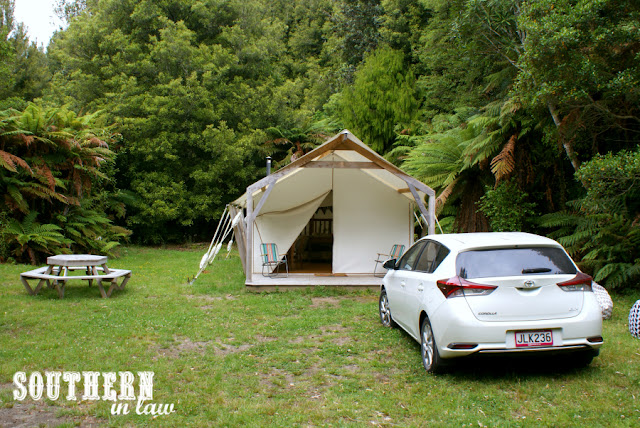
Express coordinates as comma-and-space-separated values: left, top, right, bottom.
1, 0, 638, 290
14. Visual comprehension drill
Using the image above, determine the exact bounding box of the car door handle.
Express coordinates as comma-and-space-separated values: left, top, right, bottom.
417, 284, 424, 292
400, 281, 406, 287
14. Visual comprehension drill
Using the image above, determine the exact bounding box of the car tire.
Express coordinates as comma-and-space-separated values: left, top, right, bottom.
421, 316, 443, 373
379, 289, 396, 328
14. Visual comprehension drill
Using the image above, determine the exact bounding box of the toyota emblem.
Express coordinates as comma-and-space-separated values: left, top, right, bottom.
523, 280, 535, 288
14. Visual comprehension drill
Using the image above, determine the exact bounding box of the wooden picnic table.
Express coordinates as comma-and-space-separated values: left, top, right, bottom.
20, 254, 131, 299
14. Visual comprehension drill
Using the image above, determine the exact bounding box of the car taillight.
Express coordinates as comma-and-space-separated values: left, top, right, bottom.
557, 272, 593, 292
436, 276, 497, 298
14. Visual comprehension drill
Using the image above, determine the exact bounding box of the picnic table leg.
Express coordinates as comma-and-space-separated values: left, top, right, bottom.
53, 266, 64, 287
36, 266, 53, 294
50, 266, 66, 298
34, 279, 46, 294
106, 273, 130, 297
98, 264, 114, 298
20, 277, 47, 295
20, 276, 35, 295
20, 266, 53, 295
97, 279, 108, 298
54, 280, 66, 299
86, 266, 93, 287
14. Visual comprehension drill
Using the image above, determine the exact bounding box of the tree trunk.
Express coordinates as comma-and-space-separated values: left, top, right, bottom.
548, 102, 590, 189
548, 102, 582, 173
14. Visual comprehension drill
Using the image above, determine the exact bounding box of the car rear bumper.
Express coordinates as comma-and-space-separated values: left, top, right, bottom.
432, 297, 603, 359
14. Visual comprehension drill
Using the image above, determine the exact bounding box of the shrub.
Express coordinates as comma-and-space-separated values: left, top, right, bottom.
478, 179, 537, 232
540, 148, 640, 291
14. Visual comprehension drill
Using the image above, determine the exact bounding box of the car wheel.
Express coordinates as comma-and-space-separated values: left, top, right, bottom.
420, 316, 443, 373
379, 289, 396, 328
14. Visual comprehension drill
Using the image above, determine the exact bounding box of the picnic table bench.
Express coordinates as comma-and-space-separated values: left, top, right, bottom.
20, 254, 131, 299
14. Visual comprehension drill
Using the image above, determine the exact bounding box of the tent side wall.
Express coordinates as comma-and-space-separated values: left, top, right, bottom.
333, 168, 412, 273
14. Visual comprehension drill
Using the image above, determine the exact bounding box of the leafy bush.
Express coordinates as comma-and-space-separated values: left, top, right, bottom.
540, 149, 640, 291
478, 180, 537, 232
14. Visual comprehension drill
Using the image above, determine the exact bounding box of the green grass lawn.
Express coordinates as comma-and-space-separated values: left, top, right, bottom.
1, 246, 639, 427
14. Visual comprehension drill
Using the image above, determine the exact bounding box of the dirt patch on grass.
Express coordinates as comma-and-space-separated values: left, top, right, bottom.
254, 334, 277, 343
289, 336, 305, 344
319, 324, 349, 334
258, 359, 362, 402
0, 399, 104, 428
211, 342, 252, 356
310, 297, 341, 308
288, 324, 352, 347
331, 336, 351, 346
187, 295, 223, 302
211, 333, 275, 355
319, 325, 353, 346
186, 294, 237, 304
259, 367, 297, 391
153, 336, 212, 360
152, 334, 268, 359
309, 295, 376, 308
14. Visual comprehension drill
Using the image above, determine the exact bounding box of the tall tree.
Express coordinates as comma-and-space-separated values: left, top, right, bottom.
516, 0, 640, 172
45, 0, 345, 242
0, 0, 14, 99
333, 45, 417, 153
0, 0, 50, 106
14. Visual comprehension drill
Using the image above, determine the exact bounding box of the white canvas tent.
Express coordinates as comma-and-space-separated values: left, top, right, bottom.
229, 130, 435, 287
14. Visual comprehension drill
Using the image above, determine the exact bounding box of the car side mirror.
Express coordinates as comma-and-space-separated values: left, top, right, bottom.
383, 259, 397, 270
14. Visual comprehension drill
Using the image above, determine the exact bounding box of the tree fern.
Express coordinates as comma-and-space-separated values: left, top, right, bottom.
1, 104, 130, 263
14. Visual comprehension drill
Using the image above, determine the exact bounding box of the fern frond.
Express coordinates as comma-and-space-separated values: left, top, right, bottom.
436, 178, 460, 213
490, 135, 516, 182
0, 150, 32, 173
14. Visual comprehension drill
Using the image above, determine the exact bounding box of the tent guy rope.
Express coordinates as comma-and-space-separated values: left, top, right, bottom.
189, 206, 241, 284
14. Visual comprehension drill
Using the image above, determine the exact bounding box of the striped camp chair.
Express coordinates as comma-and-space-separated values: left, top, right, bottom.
374, 244, 405, 277
260, 243, 289, 277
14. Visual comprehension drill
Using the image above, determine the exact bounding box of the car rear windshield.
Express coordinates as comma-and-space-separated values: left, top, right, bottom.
456, 247, 577, 279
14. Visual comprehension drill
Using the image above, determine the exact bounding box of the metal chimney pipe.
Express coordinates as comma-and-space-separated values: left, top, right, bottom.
266, 156, 272, 176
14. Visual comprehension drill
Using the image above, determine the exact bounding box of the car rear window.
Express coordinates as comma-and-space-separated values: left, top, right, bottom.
456, 247, 577, 279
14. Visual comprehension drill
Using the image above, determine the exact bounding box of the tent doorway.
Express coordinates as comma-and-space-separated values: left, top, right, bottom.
289, 192, 333, 273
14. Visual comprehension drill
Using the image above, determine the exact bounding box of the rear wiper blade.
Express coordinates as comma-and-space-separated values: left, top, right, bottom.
522, 267, 552, 274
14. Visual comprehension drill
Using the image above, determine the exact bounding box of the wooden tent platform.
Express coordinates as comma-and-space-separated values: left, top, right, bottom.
246, 273, 382, 290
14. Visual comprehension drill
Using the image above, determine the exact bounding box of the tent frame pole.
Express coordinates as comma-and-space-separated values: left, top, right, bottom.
406, 182, 435, 235
246, 192, 254, 283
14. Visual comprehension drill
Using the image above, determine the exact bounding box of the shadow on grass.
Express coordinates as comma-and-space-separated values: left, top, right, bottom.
439, 353, 599, 380
396, 328, 600, 381
21, 282, 131, 300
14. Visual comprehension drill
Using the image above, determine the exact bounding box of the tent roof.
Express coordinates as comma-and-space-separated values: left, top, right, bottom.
232, 130, 434, 209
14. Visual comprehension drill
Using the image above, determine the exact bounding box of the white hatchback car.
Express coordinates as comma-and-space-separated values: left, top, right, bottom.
378, 232, 603, 373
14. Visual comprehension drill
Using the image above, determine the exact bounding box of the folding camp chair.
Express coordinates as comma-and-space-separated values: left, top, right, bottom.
374, 244, 405, 277
260, 243, 289, 277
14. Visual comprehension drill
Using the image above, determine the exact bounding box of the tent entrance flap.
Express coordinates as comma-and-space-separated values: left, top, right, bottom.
253, 191, 330, 274
289, 192, 333, 273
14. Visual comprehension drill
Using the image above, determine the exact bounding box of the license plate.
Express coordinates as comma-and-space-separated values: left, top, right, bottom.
514, 330, 553, 348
